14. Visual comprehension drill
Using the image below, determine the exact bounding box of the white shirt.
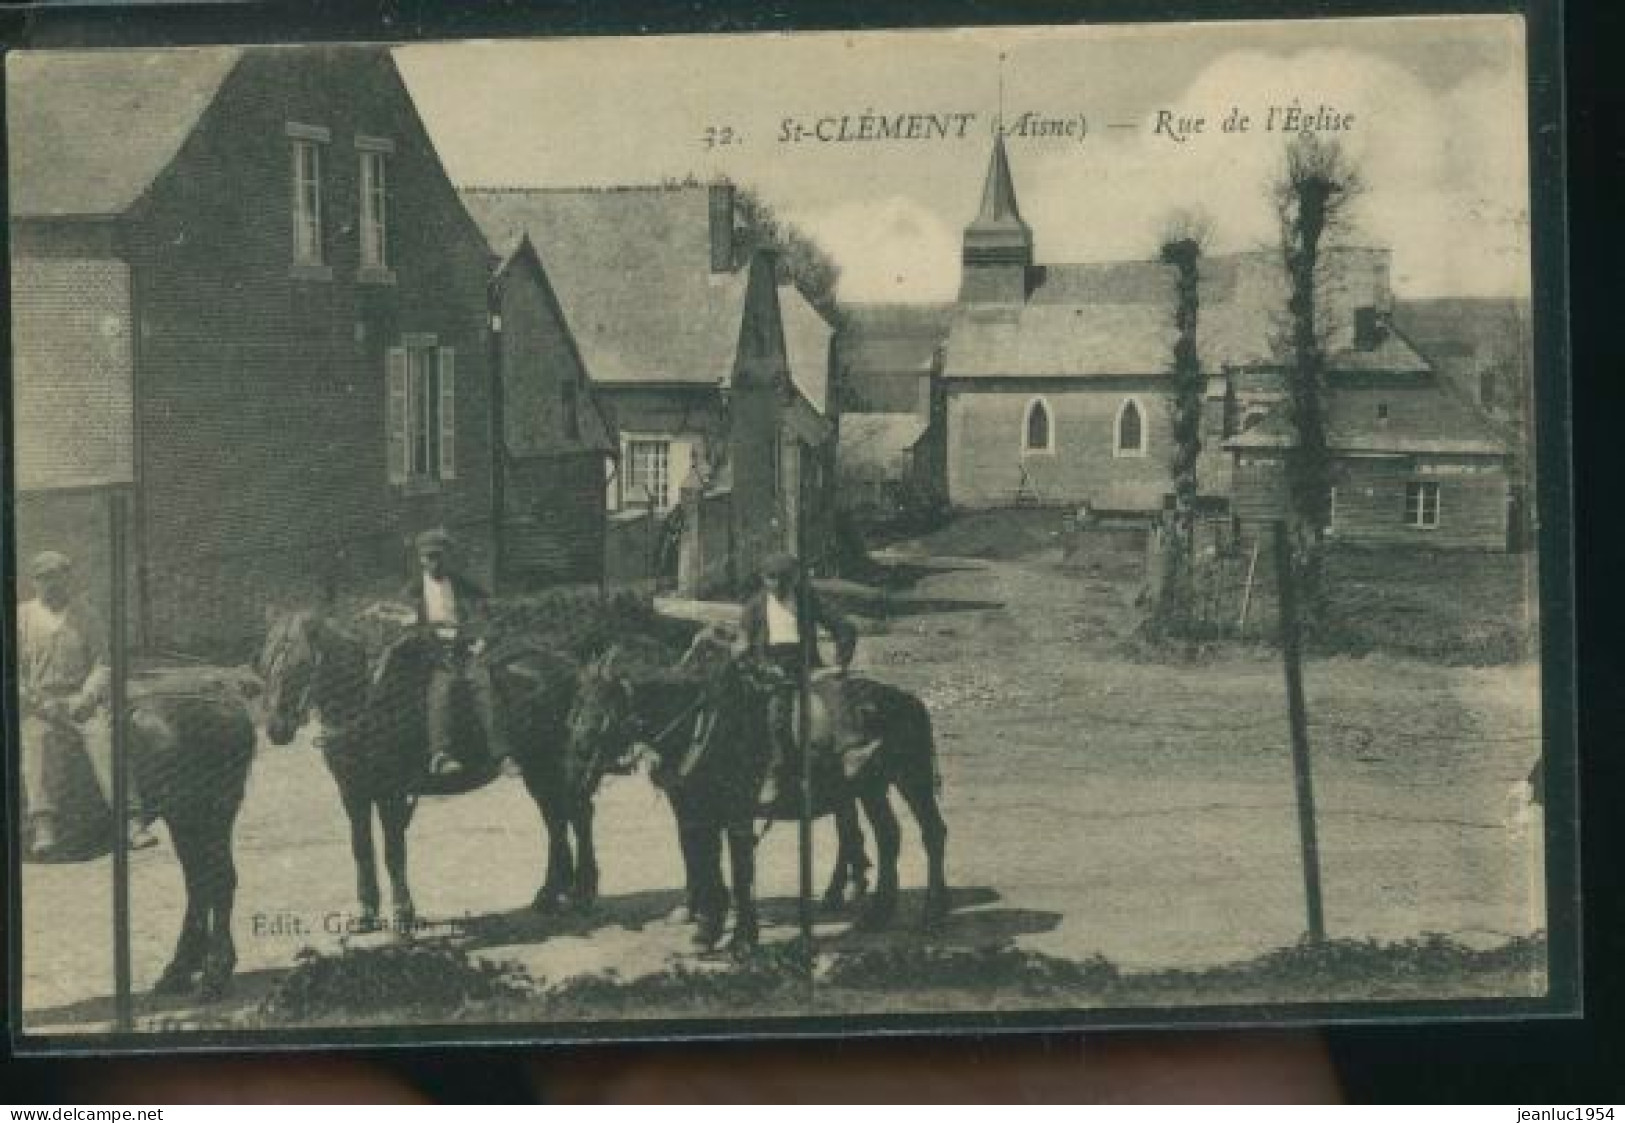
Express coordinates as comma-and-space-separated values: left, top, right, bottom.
422, 575, 460, 640
764, 592, 800, 646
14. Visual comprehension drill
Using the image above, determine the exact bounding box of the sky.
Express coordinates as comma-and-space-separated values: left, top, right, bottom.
397, 16, 1531, 304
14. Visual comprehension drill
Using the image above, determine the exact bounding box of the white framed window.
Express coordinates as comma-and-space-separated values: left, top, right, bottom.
1327, 486, 1338, 535
358, 148, 389, 272
387, 338, 456, 486
288, 126, 328, 268
1114, 397, 1147, 458
625, 439, 671, 510
1022, 397, 1053, 453
1404, 481, 1441, 529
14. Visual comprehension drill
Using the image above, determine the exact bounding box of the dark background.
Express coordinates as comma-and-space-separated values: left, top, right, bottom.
2, 0, 1616, 1102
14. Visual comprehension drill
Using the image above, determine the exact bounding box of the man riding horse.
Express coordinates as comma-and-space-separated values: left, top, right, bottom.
736, 551, 856, 808
19, 550, 157, 857
404, 529, 517, 780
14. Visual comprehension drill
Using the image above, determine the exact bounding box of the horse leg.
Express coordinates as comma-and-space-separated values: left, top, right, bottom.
572, 797, 599, 910
379, 795, 416, 931
340, 790, 381, 929
856, 789, 901, 931
823, 801, 870, 913
724, 822, 759, 957
896, 775, 950, 930
533, 795, 572, 913
196, 812, 240, 1000
152, 816, 206, 995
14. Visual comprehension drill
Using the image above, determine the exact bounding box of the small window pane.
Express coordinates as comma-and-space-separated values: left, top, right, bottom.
360, 151, 388, 269
292, 140, 324, 265
1025, 401, 1050, 451
1118, 400, 1143, 453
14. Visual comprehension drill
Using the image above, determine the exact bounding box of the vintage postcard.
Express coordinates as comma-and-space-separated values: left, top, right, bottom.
7, 13, 1572, 1050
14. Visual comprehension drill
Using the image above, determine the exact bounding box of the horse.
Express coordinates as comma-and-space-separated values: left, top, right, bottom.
22, 683, 257, 1001
568, 633, 947, 953
258, 609, 600, 930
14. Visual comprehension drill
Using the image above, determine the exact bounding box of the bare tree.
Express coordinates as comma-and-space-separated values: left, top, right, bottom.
1148, 209, 1213, 638
1271, 132, 1362, 621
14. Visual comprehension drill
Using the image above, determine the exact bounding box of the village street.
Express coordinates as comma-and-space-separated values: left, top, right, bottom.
19, 530, 1546, 1030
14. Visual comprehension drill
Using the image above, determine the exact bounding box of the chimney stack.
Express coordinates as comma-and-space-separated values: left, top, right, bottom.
709, 181, 737, 273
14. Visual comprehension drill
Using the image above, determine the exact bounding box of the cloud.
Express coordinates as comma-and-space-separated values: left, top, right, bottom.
1010, 48, 1531, 297
792, 195, 962, 303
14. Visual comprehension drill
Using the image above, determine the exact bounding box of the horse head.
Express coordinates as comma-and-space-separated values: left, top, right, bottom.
258, 608, 326, 746
565, 647, 639, 781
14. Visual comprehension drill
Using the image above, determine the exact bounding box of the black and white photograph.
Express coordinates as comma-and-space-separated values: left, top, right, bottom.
7, 14, 1571, 1048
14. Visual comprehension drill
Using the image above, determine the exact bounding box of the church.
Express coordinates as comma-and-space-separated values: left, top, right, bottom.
935, 136, 1512, 548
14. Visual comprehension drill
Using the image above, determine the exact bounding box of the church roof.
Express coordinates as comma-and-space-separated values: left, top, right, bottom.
943, 248, 1430, 380
970, 133, 1028, 232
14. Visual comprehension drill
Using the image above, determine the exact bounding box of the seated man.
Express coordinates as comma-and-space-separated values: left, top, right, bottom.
19, 551, 157, 856
736, 552, 856, 808
403, 529, 517, 779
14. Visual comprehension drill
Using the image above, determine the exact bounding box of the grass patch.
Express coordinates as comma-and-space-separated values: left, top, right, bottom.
247, 932, 1546, 1027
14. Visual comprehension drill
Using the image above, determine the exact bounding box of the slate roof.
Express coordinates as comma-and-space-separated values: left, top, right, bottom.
9, 47, 242, 219
1224, 383, 1507, 457
943, 248, 1429, 380
838, 413, 928, 480
459, 186, 831, 414
838, 303, 954, 373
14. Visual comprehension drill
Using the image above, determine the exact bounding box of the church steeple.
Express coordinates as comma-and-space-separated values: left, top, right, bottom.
961, 134, 1033, 302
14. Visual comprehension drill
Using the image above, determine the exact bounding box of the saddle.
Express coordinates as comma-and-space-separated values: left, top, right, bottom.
796, 674, 885, 782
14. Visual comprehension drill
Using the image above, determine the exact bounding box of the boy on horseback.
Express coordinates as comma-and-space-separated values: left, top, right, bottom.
19, 551, 157, 857
404, 529, 516, 780
737, 552, 856, 808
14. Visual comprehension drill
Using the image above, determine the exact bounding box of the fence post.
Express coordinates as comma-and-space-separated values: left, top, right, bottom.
1272, 520, 1326, 943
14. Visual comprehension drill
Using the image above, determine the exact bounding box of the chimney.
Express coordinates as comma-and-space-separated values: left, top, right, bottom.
709, 181, 736, 273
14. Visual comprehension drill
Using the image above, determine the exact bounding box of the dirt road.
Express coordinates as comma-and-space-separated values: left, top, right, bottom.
20, 542, 1546, 1030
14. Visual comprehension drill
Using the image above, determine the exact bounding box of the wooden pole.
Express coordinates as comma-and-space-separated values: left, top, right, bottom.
109, 490, 133, 1031
795, 518, 816, 992
1272, 520, 1325, 943
1238, 536, 1261, 637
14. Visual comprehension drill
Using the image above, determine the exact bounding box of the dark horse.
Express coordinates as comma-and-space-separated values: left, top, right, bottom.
22, 684, 256, 1000
568, 636, 948, 952
259, 610, 601, 928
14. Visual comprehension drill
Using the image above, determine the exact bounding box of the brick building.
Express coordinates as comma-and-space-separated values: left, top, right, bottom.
10, 46, 499, 656
460, 184, 837, 586
488, 234, 617, 589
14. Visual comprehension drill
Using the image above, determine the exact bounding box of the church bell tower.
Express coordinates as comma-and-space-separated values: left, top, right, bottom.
960, 133, 1033, 303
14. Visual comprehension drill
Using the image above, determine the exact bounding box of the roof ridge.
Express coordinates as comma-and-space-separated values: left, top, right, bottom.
458, 181, 729, 195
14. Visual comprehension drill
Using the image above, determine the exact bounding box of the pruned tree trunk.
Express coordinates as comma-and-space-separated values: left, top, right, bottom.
1275, 134, 1360, 629
1147, 225, 1207, 639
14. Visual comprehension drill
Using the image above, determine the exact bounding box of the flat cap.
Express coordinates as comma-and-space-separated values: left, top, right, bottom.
28, 551, 72, 579
414, 528, 454, 553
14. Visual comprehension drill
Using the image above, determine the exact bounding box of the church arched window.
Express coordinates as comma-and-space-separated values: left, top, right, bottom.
1115, 398, 1146, 457
1023, 397, 1053, 453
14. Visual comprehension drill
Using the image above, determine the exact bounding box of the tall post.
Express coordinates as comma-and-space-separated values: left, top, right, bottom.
795, 529, 816, 992
108, 490, 133, 1031
1272, 520, 1326, 943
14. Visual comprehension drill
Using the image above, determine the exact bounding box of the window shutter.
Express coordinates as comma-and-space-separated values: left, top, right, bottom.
386, 346, 408, 484
438, 346, 457, 480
